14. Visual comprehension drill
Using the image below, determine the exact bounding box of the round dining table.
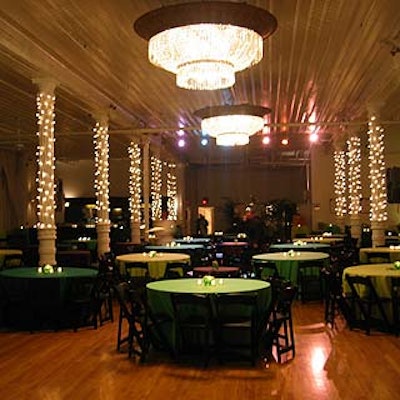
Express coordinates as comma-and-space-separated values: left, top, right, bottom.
252, 251, 330, 283
342, 263, 400, 323
116, 252, 190, 279
146, 278, 271, 351
0, 249, 23, 268
359, 247, 400, 264
0, 267, 98, 329
269, 243, 330, 252
342, 263, 400, 298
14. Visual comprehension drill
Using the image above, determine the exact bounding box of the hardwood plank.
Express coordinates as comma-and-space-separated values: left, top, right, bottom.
0, 301, 399, 400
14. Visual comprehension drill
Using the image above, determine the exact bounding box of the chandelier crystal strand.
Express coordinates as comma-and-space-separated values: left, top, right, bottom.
93, 122, 110, 224
347, 136, 362, 216
128, 142, 142, 224
334, 150, 347, 218
166, 162, 177, 220
149, 24, 262, 90
151, 156, 162, 221
368, 116, 388, 222
36, 92, 56, 230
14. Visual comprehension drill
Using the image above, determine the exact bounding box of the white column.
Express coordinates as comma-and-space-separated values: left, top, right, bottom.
34, 78, 57, 267
142, 138, 150, 242
128, 140, 142, 244
333, 137, 347, 232
367, 103, 388, 247
166, 161, 177, 221
93, 113, 111, 258
151, 154, 163, 221
347, 135, 362, 244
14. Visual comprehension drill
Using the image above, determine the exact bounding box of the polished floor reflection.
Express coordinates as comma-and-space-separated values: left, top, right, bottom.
0, 300, 399, 400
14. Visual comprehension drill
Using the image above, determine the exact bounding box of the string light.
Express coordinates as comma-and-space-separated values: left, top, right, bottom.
151, 155, 162, 220
347, 136, 362, 215
36, 92, 56, 229
128, 142, 142, 223
93, 121, 110, 224
333, 150, 347, 217
368, 116, 388, 222
166, 162, 177, 220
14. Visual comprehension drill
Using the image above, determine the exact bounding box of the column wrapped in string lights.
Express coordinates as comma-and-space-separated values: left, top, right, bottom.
166, 162, 177, 220
35, 79, 57, 266
128, 141, 142, 243
93, 115, 111, 256
347, 136, 362, 241
151, 155, 162, 220
368, 114, 387, 246
333, 150, 347, 219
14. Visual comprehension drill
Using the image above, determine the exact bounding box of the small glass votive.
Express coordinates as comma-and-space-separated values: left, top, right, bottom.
211, 280, 216, 286
57, 266, 63, 273
218, 278, 224, 285
37, 266, 43, 273
197, 279, 202, 285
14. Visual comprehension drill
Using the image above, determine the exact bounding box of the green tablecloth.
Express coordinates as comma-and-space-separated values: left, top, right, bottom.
0, 267, 97, 279
0, 249, 23, 268
0, 267, 98, 329
342, 264, 400, 323
252, 252, 330, 283
359, 248, 400, 264
117, 253, 191, 279
146, 278, 271, 351
269, 243, 330, 252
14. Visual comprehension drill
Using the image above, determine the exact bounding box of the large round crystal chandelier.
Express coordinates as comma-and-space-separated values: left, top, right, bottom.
134, 1, 277, 90
195, 104, 271, 146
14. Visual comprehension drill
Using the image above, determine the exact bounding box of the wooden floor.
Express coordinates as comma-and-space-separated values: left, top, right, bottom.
0, 301, 399, 400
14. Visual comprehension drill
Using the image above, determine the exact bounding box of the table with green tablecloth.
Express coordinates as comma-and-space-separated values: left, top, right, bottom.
116, 252, 191, 279
269, 243, 330, 252
0, 267, 98, 329
252, 251, 330, 283
146, 278, 271, 351
359, 247, 400, 264
0, 249, 23, 268
342, 264, 400, 323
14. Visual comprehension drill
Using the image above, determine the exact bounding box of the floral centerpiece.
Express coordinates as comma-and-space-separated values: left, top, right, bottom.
202, 275, 216, 286
287, 250, 295, 257
148, 251, 157, 258
394, 261, 400, 270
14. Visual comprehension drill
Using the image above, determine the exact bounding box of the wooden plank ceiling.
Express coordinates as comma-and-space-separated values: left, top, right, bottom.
0, 0, 399, 165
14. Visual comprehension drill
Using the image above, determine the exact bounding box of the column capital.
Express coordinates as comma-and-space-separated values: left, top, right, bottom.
366, 100, 385, 118
33, 78, 58, 94
92, 109, 109, 125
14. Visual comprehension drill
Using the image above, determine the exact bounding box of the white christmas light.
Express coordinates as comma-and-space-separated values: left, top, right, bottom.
36, 92, 56, 229
368, 116, 388, 222
128, 142, 142, 223
334, 150, 347, 217
93, 121, 110, 224
151, 156, 162, 220
347, 136, 362, 215
166, 162, 177, 220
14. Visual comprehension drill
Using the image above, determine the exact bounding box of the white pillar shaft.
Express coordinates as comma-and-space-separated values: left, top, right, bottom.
35, 80, 57, 266
143, 140, 150, 242
367, 112, 388, 246
94, 117, 110, 257
128, 141, 142, 244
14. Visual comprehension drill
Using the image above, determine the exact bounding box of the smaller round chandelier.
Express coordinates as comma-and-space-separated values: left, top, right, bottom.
195, 104, 271, 146
134, 1, 277, 90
